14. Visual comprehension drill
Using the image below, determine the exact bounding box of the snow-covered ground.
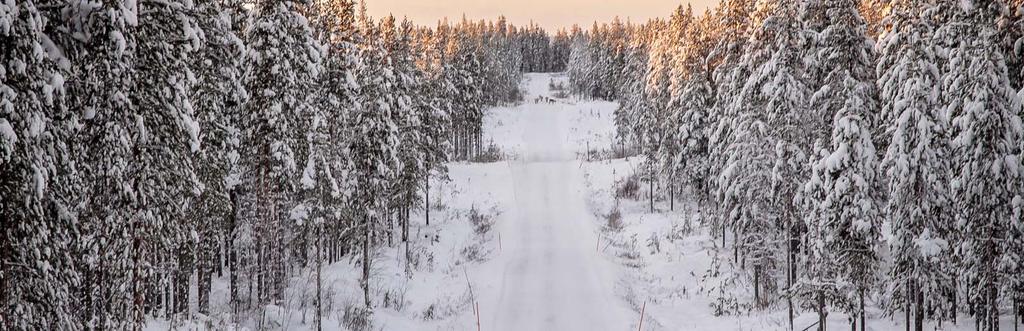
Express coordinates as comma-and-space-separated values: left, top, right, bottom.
470, 73, 635, 331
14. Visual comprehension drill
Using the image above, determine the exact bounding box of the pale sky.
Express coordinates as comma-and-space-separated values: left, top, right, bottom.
365, 0, 719, 31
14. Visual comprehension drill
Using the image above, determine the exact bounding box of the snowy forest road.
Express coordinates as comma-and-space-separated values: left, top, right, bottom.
475, 74, 635, 331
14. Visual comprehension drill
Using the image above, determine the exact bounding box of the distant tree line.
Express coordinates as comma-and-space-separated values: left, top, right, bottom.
568, 1, 1024, 330
517, 22, 572, 73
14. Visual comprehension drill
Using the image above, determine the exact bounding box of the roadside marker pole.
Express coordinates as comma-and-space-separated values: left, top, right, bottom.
475, 302, 481, 331
596, 235, 600, 253
637, 301, 647, 331
498, 232, 502, 252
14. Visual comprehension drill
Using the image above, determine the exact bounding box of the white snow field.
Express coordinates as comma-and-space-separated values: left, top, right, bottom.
470, 73, 635, 331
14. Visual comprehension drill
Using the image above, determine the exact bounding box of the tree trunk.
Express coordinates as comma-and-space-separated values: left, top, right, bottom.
722, 224, 726, 249
198, 241, 212, 314
818, 293, 827, 331
787, 216, 794, 331
753, 267, 760, 308
316, 226, 323, 331
386, 208, 393, 247
905, 280, 911, 331
733, 228, 739, 263
915, 282, 923, 331
228, 188, 239, 319
425, 176, 430, 226
953, 275, 958, 325
669, 177, 674, 211
132, 228, 145, 326
860, 289, 866, 331
649, 174, 654, 213
362, 214, 371, 308
1015, 290, 1020, 331
991, 285, 999, 331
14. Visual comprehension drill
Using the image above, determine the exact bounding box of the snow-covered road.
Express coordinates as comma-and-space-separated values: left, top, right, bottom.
475, 73, 635, 331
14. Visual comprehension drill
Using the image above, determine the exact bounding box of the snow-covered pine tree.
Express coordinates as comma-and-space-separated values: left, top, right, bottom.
131, 0, 206, 317
876, 0, 955, 329
352, 9, 402, 308
190, 0, 248, 314
642, 19, 673, 212
859, 0, 888, 39
995, 1, 1024, 324
305, 0, 360, 325
441, 33, 484, 161
659, 6, 694, 211
797, 0, 881, 329
567, 30, 593, 97
380, 15, 423, 249
60, 0, 142, 326
938, 2, 1023, 329
719, 0, 811, 312
707, 0, 756, 247
0, 1, 78, 328
614, 29, 650, 155
671, 11, 716, 204
242, 0, 321, 305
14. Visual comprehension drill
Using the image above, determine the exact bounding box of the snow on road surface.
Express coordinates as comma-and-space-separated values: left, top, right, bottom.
471, 73, 636, 331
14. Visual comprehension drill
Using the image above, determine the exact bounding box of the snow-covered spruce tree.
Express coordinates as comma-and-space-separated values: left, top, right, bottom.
0, 1, 78, 328
379, 15, 423, 248
670, 12, 716, 204
657, 6, 693, 211
441, 34, 484, 161
707, 0, 756, 247
719, 0, 811, 312
999, 0, 1024, 90
305, 0, 360, 325
412, 36, 452, 228
859, 0, 888, 39
190, 0, 249, 314
242, 0, 321, 305
59, 0, 142, 326
352, 11, 402, 308
798, 95, 881, 331
615, 29, 650, 155
604, 17, 629, 100
996, 0, 1024, 324
938, 2, 1023, 329
797, 0, 881, 328
875, 0, 955, 329
567, 32, 593, 97
642, 21, 673, 212
131, 0, 206, 317
478, 18, 523, 104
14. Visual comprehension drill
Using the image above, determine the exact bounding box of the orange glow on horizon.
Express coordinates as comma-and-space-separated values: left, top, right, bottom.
364, 0, 720, 31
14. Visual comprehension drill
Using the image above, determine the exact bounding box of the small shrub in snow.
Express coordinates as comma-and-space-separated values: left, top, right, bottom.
421, 300, 458, 321
646, 232, 661, 254
667, 219, 693, 242
341, 304, 372, 331
460, 243, 489, 263
614, 174, 640, 199
605, 207, 624, 231
472, 142, 506, 162
382, 285, 409, 311
422, 304, 438, 320
406, 243, 435, 272
616, 234, 644, 268
468, 207, 494, 235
